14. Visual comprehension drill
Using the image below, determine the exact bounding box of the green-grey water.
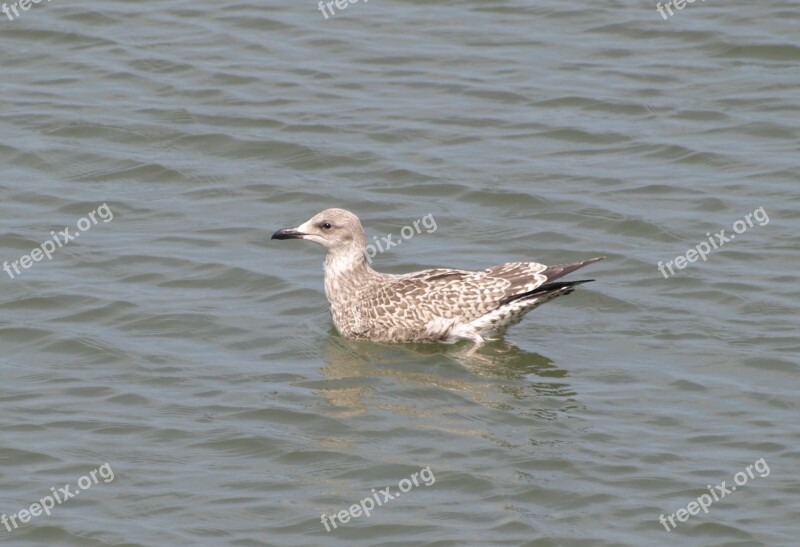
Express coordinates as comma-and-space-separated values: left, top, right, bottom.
1, 0, 798, 545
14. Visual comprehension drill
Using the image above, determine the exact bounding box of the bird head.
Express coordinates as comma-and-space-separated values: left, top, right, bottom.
272, 208, 367, 256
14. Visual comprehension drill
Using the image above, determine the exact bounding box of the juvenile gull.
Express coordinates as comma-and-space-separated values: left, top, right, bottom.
272, 208, 603, 353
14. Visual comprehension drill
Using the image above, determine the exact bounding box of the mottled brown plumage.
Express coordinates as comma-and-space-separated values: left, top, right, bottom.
272, 208, 603, 352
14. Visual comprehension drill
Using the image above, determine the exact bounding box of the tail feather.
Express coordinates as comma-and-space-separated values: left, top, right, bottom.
496, 256, 603, 307
540, 256, 605, 284
499, 279, 594, 306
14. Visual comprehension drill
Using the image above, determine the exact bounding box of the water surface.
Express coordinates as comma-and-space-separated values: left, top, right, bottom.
1, 0, 798, 545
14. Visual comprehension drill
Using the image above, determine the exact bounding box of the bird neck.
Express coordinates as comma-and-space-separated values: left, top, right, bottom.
323, 247, 379, 306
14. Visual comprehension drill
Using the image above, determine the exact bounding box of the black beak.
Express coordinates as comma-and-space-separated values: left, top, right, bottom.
271, 227, 307, 240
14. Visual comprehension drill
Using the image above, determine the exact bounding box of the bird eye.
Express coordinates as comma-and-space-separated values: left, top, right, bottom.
322, 222, 332, 230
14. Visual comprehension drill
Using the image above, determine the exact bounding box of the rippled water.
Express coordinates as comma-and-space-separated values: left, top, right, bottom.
1, 0, 798, 545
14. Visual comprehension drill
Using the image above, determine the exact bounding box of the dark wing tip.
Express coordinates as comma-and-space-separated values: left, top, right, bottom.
499, 279, 594, 306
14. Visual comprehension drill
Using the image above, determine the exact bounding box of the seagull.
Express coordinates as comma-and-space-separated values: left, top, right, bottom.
272, 208, 603, 354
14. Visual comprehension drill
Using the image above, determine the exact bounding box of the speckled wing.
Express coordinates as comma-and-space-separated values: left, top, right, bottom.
360, 262, 549, 326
